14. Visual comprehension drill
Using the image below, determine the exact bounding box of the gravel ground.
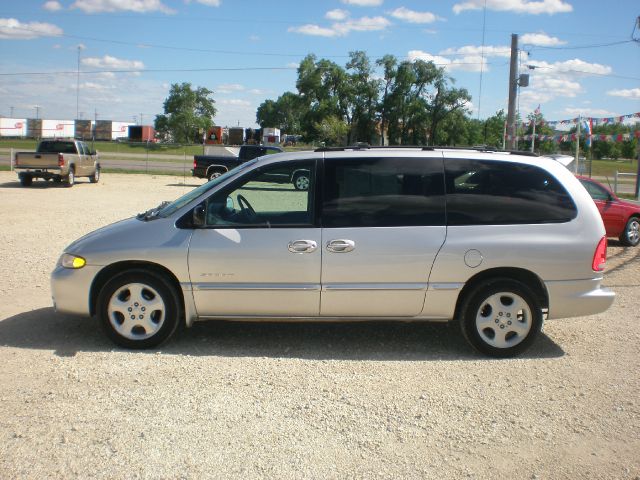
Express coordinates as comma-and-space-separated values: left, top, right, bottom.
0, 171, 638, 479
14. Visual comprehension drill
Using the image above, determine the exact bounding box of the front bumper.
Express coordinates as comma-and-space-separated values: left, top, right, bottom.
51, 264, 102, 316
545, 277, 615, 319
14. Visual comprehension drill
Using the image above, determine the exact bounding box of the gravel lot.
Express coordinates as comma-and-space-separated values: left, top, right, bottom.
0, 171, 638, 479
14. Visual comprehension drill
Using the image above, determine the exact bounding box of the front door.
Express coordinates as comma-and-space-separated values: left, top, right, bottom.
319, 155, 447, 317
188, 159, 320, 317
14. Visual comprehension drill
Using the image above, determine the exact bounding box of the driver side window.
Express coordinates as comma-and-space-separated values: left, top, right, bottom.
204, 160, 315, 227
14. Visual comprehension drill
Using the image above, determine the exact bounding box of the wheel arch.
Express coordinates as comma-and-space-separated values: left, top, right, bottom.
89, 260, 185, 319
453, 267, 549, 321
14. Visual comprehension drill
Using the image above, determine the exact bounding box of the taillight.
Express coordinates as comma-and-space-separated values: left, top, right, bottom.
58, 153, 64, 167
193, 159, 197, 170
592, 236, 607, 272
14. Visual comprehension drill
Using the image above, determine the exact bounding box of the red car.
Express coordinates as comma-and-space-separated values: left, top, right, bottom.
577, 176, 640, 247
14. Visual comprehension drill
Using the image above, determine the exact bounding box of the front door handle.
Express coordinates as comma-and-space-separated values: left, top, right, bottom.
327, 239, 355, 253
288, 239, 317, 254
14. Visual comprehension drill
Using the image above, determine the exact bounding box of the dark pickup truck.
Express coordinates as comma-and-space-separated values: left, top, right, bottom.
192, 145, 282, 181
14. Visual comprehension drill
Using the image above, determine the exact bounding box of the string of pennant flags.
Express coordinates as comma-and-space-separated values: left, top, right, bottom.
518, 111, 640, 129
505, 131, 640, 143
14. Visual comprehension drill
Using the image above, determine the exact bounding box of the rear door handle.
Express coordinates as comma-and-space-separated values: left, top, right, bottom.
327, 239, 355, 253
288, 240, 317, 254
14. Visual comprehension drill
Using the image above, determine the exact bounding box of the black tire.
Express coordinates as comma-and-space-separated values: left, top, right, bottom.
66, 167, 75, 187
53, 177, 62, 183
619, 216, 640, 247
89, 165, 100, 184
292, 171, 310, 191
19, 174, 33, 187
96, 269, 181, 349
459, 278, 542, 358
208, 169, 224, 181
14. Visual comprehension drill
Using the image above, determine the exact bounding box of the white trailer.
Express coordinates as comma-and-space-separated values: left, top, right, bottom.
41, 120, 75, 138
262, 127, 281, 145
0, 118, 28, 137
112, 121, 134, 140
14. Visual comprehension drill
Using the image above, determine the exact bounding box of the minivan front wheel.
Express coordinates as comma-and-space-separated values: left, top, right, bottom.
97, 270, 180, 349
460, 279, 542, 357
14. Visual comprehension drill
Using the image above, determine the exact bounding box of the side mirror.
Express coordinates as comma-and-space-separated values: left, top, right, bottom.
91, 150, 97, 156
193, 204, 206, 227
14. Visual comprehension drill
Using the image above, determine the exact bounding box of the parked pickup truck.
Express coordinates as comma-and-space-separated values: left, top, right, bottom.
192, 144, 310, 190
14, 140, 100, 187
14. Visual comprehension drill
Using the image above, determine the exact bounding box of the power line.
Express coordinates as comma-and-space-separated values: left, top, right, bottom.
525, 40, 634, 50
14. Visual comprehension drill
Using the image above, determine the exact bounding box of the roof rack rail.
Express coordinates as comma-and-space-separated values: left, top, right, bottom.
314, 144, 538, 156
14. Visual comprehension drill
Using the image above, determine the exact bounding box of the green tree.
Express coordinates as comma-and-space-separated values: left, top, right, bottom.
256, 92, 305, 134
155, 83, 216, 144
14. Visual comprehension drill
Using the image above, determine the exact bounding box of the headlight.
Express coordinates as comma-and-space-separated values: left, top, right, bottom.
60, 253, 86, 269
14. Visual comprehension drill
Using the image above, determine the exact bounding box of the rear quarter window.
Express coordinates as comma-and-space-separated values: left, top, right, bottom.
445, 159, 577, 225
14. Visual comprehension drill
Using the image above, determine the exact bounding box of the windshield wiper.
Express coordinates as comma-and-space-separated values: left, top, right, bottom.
137, 200, 170, 221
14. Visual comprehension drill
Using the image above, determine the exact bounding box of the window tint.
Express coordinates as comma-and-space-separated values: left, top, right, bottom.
579, 179, 610, 201
37, 141, 77, 154
204, 160, 315, 227
322, 157, 445, 227
445, 159, 577, 225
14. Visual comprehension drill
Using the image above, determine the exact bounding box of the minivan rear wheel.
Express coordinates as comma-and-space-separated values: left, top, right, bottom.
460, 279, 542, 358
97, 269, 180, 349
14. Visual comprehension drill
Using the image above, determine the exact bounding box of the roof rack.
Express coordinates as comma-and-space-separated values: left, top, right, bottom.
314, 144, 539, 157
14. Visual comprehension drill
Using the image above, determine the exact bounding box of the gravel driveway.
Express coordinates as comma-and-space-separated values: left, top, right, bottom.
0, 171, 638, 479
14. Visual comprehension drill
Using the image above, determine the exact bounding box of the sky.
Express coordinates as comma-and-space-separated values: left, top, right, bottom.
1, 0, 639, 129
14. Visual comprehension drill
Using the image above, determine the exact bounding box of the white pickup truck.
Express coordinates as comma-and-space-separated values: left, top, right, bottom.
14, 140, 100, 187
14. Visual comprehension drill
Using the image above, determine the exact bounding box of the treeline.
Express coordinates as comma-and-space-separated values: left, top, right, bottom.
256, 51, 507, 147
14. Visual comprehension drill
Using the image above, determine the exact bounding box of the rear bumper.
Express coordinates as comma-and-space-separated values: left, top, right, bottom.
545, 277, 615, 319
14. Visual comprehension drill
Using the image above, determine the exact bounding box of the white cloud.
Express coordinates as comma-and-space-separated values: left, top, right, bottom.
192, 0, 221, 6
248, 34, 259, 41
440, 45, 511, 58
453, 0, 572, 15
82, 55, 145, 70
528, 58, 612, 77
43, 1, 63, 11
217, 83, 245, 94
326, 9, 349, 21
389, 7, 438, 24
563, 107, 618, 117
606, 88, 640, 100
248, 88, 268, 95
514, 57, 613, 113
289, 15, 390, 37
408, 50, 488, 72
333, 16, 390, 35
521, 32, 566, 46
71, 0, 174, 14
218, 99, 252, 107
341, 0, 383, 6
289, 24, 337, 37
0, 18, 63, 39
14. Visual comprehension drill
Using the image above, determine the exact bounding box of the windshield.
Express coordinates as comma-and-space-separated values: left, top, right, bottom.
156, 159, 258, 218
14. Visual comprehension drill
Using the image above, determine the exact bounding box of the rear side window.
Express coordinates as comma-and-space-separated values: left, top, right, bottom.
37, 141, 77, 154
445, 159, 577, 225
322, 157, 445, 227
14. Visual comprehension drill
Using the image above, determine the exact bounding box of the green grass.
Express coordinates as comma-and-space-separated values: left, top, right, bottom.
0, 139, 204, 156
589, 158, 638, 177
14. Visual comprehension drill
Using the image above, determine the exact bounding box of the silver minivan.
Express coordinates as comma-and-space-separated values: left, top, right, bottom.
51, 147, 614, 357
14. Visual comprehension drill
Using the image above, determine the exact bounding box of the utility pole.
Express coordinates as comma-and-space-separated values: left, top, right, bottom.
506, 34, 519, 150
35, 105, 40, 120
140, 113, 143, 125
76, 45, 81, 120
574, 115, 581, 174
